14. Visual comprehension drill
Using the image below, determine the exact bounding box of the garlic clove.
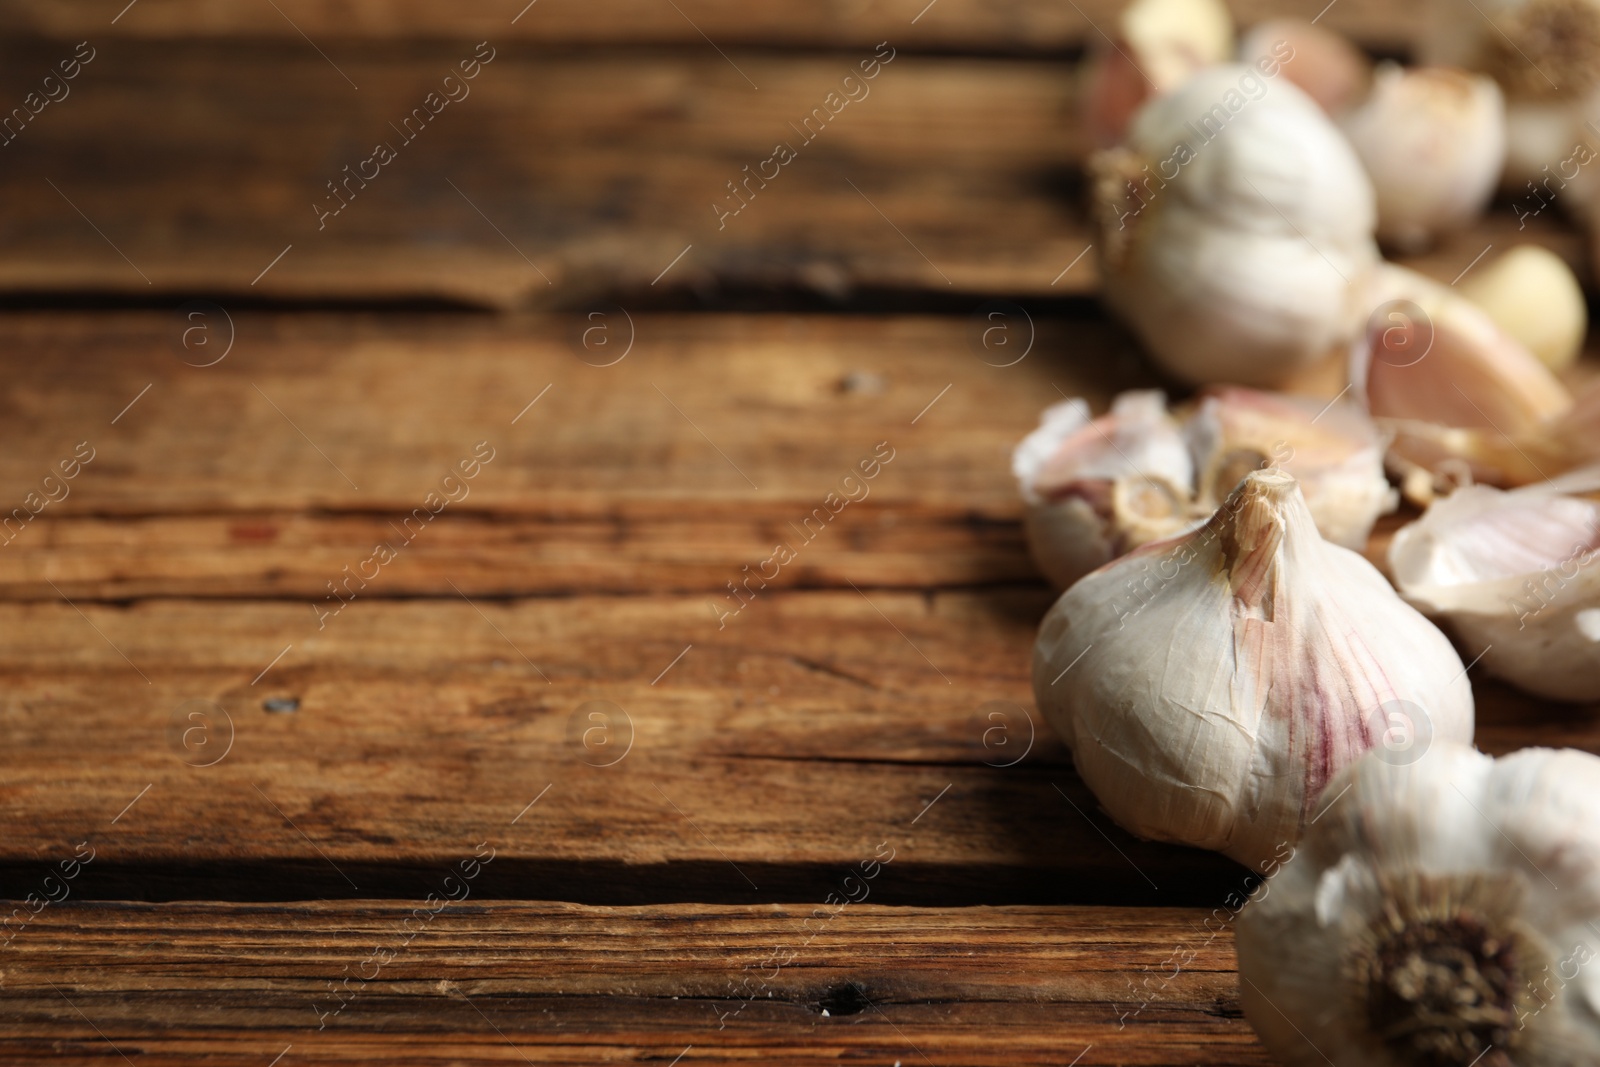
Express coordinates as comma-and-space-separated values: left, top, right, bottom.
1390, 480, 1600, 701
1185, 386, 1397, 550
1459, 245, 1588, 373
1082, 0, 1234, 147
1032, 468, 1474, 873
1351, 263, 1575, 495
1238, 18, 1372, 117
1337, 64, 1506, 253
1013, 391, 1196, 590
1237, 743, 1600, 1066
1095, 66, 1380, 387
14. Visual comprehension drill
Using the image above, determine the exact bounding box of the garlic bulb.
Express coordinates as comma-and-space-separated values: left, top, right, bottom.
1081, 0, 1234, 147
1459, 245, 1588, 373
1350, 262, 1575, 501
1337, 64, 1506, 253
1186, 386, 1397, 550
1013, 391, 1195, 590
1237, 744, 1600, 1066
1032, 469, 1474, 873
1092, 65, 1380, 387
1390, 480, 1600, 701
1421, 0, 1600, 192
1015, 387, 1397, 589
1239, 18, 1371, 116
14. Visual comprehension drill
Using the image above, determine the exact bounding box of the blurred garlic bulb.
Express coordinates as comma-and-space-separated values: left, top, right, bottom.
1186, 386, 1397, 549
1459, 245, 1588, 372
1238, 744, 1600, 1066
1337, 64, 1506, 252
1351, 262, 1575, 502
1081, 0, 1234, 147
1032, 469, 1474, 873
1422, 0, 1600, 192
1092, 65, 1380, 387
1013, 391, 1195, 590
1391, 480, 1600, 701
1240, 18, 1371, 115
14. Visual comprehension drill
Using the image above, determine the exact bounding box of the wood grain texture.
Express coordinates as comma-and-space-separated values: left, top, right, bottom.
3, 0, 1424, 53
0, 901, 1271, 1066
0, 311, 1137, 598
0, 40, 1579, 307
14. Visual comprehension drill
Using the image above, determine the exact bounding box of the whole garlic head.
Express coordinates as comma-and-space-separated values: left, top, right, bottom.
1237, 744, 1600, 1066
1391, 480, 1600, 701
1422, 0, 1600, 193
1032, 469, 1474, 873
1093, 65, 1380, 387
1337, 64, 1506, 253
1013, 391, 1195, 590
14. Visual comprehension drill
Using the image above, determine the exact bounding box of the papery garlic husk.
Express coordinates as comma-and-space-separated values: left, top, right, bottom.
1337, 64, 1506, 253
1093, 65, 1380, 387
1082, 0, 1235, 147
1390, 480, 1600, 701
1032, 469, 1474, 873
1185, 386, 1397, 550
1013, 391, 1196, 590
1239, 18, 1372, 116
1351, 262, 1576, 500
1459, 245, 1589, 373
1237, 744, 1600, 1066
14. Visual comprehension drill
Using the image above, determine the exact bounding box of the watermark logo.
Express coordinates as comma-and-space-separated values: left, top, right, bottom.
967, 301, 1033, 367
1366, 699, 1434, 766
977, 700, 1035, 768
1367, 299, 1434, 369
569, 304, 633, 367
168, 699, 234, 768
568, 700, 634, 767
172, 301, 234, 367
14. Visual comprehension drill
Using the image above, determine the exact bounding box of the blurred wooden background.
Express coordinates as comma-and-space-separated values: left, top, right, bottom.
0, 2, 1593, 1064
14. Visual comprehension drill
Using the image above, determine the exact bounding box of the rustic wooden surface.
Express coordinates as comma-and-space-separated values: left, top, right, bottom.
0, 903, 1270, 1066
0, 40, 1581, 308
2, 0, 1424, 52
3, 2, 1599, 1062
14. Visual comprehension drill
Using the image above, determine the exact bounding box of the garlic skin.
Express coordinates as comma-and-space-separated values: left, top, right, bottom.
1390, 481, 1600, 701
1350, 262, 1575, 500
1186, 386, 1397, 550
1081, 0, 1235, 147
1337, 64, 1506, 253
1013, 391, 1195, 590
1239, 18, 1372, 116
1032, 469, 1474, 873
1237, 744, 1600, 1066
1093, 65, 1380, 387
1459, 245, 1588, 373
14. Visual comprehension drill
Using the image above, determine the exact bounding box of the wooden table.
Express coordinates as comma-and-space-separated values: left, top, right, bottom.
0, 4, 1594, 1064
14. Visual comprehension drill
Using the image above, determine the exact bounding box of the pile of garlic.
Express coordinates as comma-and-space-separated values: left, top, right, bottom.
1013, 386, 1394, 589
1023, 4, 1600, 1061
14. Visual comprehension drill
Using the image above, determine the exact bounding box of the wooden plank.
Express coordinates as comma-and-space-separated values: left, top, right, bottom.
0, 901, 1271, 1066
0, 310, 1136, 589
0, 590, 1587, 904
2, 0, 1424, 54
0, 42, 1578, 306
0, 591, 1244, 904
